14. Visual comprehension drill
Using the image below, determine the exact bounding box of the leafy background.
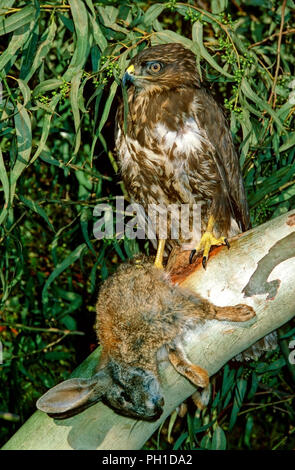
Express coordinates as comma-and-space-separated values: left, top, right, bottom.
0, 0, 295, 450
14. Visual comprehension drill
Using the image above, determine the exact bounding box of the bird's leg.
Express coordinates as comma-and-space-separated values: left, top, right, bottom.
154, 239, 166, 269
189, 214, 230, 268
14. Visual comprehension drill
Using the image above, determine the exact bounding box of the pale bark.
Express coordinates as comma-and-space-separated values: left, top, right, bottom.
2, 210, 295, 450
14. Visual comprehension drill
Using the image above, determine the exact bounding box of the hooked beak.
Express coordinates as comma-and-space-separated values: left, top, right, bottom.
122, 64, 135, 87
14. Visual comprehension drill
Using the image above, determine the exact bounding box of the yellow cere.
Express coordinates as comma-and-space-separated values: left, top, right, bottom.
127, 64, 135, 74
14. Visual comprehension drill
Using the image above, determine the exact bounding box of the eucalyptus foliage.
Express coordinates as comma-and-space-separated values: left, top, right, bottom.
0, 0, 295, 450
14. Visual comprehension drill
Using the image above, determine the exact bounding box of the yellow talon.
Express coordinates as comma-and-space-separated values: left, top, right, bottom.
154, 239, 166, 269
189, 215, 230, 268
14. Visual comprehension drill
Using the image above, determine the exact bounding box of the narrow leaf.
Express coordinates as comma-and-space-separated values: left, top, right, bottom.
0, 4, 35, 36
42, 243, 87, 306
0, 147, 9, 225
10, 103, 32, 203
211, 426, 227, 450
70, 70, 83, 154
19, 195, 54, 232
143, 4, 166, 26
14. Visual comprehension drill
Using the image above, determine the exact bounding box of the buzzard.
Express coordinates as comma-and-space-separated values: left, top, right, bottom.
115, 43, 250, 268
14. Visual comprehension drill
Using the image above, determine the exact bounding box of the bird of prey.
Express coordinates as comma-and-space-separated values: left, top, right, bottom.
115, 43, 250, 268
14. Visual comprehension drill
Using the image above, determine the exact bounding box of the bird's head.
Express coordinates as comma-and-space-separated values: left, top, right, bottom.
122, 43, 200, 92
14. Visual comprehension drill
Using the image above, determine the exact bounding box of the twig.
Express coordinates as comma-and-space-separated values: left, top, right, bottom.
0, 322, 85, 336
5, 334, 71, 362
237, 396, 294, 417
1, 4, 70, 15
249, 28, 295, 49
176, 2, 241, 69
268, 0, 287, 107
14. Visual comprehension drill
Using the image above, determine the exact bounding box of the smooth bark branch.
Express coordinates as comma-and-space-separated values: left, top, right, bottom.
3, 210, 295, 450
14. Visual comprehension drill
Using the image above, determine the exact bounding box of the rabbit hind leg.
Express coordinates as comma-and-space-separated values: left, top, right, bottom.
167, 342, 209, 388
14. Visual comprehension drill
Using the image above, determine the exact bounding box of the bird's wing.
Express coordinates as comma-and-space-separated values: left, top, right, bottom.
191, 87, 251, 231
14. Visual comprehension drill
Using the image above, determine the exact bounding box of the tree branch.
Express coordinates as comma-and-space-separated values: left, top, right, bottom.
2, 210, 295, 450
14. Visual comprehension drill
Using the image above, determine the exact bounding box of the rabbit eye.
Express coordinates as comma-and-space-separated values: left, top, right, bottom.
120, 391, 129, 402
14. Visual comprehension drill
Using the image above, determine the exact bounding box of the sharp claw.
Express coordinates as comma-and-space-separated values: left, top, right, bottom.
225, 238, 230, 249
189, 249, 196, 265
202, 256, 207, 270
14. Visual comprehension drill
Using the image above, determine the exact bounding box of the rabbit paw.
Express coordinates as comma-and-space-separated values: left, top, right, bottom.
215, 304, 256, 322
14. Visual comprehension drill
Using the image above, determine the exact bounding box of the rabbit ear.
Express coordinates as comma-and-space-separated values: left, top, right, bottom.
36, 369, 111, 419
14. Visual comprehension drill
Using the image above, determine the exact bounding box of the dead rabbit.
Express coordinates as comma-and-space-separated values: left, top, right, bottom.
37, 255, 255, 421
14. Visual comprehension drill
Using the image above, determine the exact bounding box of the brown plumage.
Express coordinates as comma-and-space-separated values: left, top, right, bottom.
36, 255, 255, 421
115, 43, 250, 252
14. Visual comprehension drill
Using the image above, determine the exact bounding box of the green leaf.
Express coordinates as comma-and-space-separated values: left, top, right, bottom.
33, 78, 63, 97
142, 4, 166, 26
244, 414, 254, 448
0, 0, 16, 9
194, 417, 217, 434
96, 80, 118, 149
80, 207, 96, 256
247, 372, 259, 400
241, 78, 283, 130
61, 315, 77, 331
89, 257, 101, 294
266, 183, 295, 207
10, 103, 32, 203
173, 432, 188, 450
42, 243, 87, 307
212, 0, 228, 13
229, 378, 247, 430
19, 19, 39, 80
64, 0, 90, 81
17, 78, 31, 106
113, 240, 126, 262
248, 165, 295, 208
58, 13, 74, 33
30, 93, 61, 164
97, 5, 118, 27
200, 434, 212, 450
279, 132, 295, 152
70, 70, 83, 154
192, 22, 234, 79
0, 21, 34, 71
211, 426, 227, 450
44, 351, 72, 361
153, 29, 193, 51
19, 195, 54, 232
25, 18, 57, 82
0, 4, 35, 36
186, 412, 195, 447
255, 357, 286, 374
88, 8, 108, 52
221, 364, 236, 399
0, 146, 9, 225
167, 410, 178, 444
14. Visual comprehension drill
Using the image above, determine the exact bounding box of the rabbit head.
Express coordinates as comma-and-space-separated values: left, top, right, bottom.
36, 358, 164, 421
102, 360, 164, 420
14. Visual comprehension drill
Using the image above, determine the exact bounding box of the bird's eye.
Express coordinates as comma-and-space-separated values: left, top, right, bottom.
148, 62, 163, 73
